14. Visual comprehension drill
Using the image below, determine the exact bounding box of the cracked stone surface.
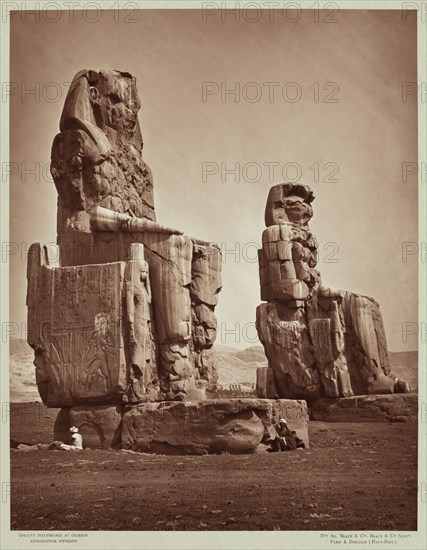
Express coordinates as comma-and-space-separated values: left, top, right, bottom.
120, 398, 309, 454
27, 69, 222, 405
310, 393, 418, 422
256, 184, 410, 400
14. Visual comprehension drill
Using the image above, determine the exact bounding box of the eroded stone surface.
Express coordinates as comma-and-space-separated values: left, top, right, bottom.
256, 367, 278, 399
52, 70, 154, 224
27, 244, 130, 407
310, 393, 418, 423
121, 398, 309, 454
256, 184, 409, 400
27, 69, 222, 404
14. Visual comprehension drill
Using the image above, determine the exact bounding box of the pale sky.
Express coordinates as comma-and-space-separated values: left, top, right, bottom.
8, 9, 418, 351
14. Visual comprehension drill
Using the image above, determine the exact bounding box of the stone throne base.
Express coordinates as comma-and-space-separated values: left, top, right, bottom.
310, 393, 418, 423
256, 367, 417, 423
54, 398, 309, 454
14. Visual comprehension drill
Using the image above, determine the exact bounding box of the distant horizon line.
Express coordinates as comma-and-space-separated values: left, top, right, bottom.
8, 336, 419, 355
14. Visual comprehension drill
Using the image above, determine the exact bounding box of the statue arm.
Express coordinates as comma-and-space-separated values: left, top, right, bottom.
90, 206, 222, 248
90, 206, 183, 235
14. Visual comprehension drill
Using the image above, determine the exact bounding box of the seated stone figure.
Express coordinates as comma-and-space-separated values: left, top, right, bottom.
27, 69, 222, 406
256, 183, 409, 400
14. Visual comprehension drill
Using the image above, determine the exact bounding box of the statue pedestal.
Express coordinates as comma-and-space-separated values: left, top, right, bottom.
310, 393, 418, 422
54, 405, 124, 449
53, 398, 309, 453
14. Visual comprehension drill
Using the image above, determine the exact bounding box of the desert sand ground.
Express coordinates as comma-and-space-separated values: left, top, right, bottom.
9, 405, 418, 531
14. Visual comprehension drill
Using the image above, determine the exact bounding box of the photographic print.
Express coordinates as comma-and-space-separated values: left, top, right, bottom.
1, 2, 426, 549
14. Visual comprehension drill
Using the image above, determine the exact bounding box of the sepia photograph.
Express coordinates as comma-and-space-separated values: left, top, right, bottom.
1, 2, 426, 549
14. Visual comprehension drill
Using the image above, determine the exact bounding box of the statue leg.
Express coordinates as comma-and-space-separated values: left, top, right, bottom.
256, 301, 321, 399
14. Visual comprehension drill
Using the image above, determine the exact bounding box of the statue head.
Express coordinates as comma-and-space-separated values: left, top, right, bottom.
60, 69, 143, 151
265, 183, 314, 227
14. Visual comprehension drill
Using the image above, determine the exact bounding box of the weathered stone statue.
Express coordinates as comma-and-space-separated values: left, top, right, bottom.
27, 70, 313, 453
27, 69, 221, 405
256, 183, 410, 400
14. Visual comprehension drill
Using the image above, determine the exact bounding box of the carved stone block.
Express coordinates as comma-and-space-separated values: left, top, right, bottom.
341, 292, 395, 395
27, 68, 224, 410
121, 398, 309, 454
27, 243, 128, 407
310, 393, 418, 422
256, 184, 409, 400
256, 303, 321, 399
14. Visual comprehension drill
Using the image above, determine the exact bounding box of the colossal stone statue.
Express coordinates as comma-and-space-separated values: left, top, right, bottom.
25, 70, 414, 452
27, 69, 222, 405
256, 183, 410, 400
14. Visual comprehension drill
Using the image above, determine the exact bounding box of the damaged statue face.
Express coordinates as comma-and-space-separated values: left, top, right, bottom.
265, 183, 314, 226
271, 195, 313, 224
283, 195, 313, 224
89, 71, 142, 139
